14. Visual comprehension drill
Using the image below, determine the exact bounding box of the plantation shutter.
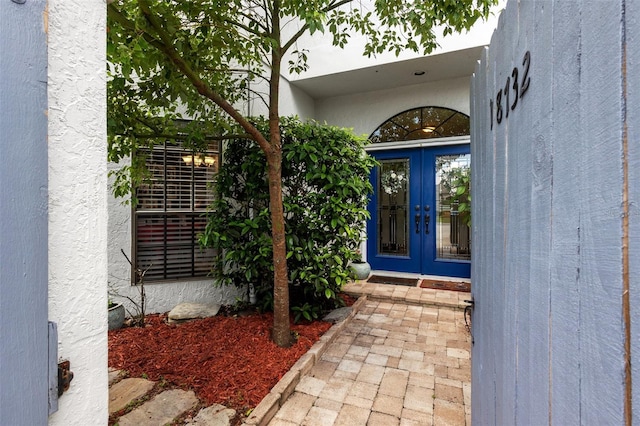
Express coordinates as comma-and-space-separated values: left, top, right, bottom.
134, 141, 218, 282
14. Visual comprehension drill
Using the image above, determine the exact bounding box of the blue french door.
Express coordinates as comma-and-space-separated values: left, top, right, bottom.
366, 145, 471, 278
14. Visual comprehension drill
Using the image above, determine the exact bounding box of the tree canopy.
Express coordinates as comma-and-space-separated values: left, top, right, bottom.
107, 0, 496, 346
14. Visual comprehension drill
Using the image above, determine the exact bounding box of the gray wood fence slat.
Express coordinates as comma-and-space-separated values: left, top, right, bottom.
0, 1, 49, 425
548, 1, 583, 423
578, 2, 625, 423
471, 46, 496, 426
627, 1, 640, 424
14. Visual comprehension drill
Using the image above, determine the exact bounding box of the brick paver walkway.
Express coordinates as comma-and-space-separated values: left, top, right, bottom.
268, 284, 471, 426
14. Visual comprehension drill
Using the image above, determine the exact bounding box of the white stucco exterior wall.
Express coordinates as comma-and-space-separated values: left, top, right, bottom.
243, 75, 315, 119
48, 1, 108, 424
283, 1, 505, 81
278, 77, 315, 119
315, 76, 470, 136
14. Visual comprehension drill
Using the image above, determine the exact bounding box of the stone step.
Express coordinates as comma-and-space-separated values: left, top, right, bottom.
109, 377, 155, 415
185, 404, 237, 426
108, 369, 237, 425
108, 367, 125, 386
117, 389, 198, 426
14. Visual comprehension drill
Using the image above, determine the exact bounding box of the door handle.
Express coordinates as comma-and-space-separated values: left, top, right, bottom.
415, 213, 421, 234
424, 205, 431, 234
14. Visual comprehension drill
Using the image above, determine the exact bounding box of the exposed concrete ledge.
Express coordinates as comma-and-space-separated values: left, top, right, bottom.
242, 295, 367, 426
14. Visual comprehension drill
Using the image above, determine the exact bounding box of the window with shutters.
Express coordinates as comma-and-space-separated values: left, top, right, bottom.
133, 140, 218, 282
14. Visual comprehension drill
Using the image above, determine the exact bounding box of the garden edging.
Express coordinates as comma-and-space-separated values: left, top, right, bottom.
242, 295, 367, 426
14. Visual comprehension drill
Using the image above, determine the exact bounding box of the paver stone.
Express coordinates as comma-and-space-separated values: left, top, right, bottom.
188, 404, 236, 426
108, 377, 155, 415
118, 389, 198, 426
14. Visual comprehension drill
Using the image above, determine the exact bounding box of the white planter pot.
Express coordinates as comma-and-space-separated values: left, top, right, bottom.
350, 262, 371, 280
108, 303, 125, 330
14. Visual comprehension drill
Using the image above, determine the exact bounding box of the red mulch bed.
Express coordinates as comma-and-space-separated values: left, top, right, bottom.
109, 313, 330, 411
108, 294, 357, 414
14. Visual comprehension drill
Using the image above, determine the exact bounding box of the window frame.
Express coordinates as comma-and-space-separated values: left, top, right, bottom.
131, 139, 219, 284
369, 106, 470, 143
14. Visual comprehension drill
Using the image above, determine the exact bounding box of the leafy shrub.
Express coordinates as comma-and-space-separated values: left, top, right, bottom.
200, 117, 376, 318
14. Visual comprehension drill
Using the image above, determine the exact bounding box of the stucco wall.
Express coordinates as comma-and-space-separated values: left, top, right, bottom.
315, 76, 470, 137
279, 77, 315, 119
48, 1, 108, 424
243, 74, 316, 119
283, 1, 505, 81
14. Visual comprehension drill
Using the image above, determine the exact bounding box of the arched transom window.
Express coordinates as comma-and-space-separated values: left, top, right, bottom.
370, 107, 470, 143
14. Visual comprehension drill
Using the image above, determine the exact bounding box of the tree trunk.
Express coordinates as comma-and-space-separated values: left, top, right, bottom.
266, 147, 292, 347
267, 0, 291, 348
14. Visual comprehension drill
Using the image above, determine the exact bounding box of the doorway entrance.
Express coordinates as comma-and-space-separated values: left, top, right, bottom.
367, 145, 471, 278
365, 106, 472, 279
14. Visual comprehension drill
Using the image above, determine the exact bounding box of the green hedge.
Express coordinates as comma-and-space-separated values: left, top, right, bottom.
200, 117, 376, 320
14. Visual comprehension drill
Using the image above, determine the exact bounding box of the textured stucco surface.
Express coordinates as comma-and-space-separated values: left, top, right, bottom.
315, 77, 470, 137
48, 1, 108, 424
283, 0, 505, 81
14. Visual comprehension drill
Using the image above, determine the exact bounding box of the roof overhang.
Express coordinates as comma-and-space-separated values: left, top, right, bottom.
289, 46, 486, 100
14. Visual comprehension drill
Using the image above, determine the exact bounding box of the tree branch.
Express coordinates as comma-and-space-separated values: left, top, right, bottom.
120, 133, 251, 141
282, 24, 310, 54
281, 0, 355, 54
134, 0, 272, 154
325, 0, 354, 12
203, 67, 270, 84
246, 87, 269, 111
107, 4, 165, 52
235, 10, 269, 35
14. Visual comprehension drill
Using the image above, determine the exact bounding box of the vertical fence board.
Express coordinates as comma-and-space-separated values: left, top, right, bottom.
488, 10, 513, 424
577, 2, 625, 423
471, 46, 497, 426
0, 1, 49, 425
500, 2, 531, 423
548, 1, 583, 423
625, 0, 640, 424
520, 2, 554, 422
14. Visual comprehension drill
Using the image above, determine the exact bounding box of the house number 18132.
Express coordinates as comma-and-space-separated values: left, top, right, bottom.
490, 50, 531, 130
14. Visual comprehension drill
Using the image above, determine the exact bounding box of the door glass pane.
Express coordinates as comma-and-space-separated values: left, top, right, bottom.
435, 154, 471, 261
377, 160, 409, 256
